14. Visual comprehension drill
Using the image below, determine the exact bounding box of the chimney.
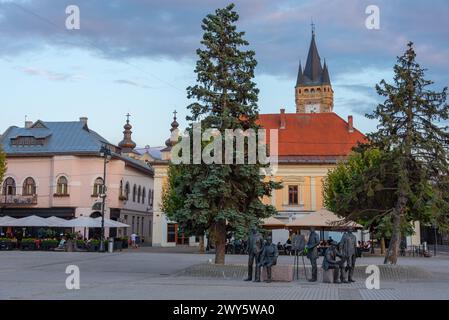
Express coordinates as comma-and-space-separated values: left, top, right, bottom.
79, 117, 88, 125
25, 121, 33, 128
280, 108, 286, 129
348, 115, 354, 133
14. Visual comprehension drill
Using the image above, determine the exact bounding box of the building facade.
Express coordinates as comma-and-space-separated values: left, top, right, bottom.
0, 117, 155, 242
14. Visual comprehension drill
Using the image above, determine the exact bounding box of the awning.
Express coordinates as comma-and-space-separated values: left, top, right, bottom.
286, 209, 363, 231
261, 216, 286, 229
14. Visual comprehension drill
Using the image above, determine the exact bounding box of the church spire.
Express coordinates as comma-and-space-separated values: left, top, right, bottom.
302, 27, 322, 84
294, 25, 334, 113
118, 113, 137, 153
296, 61, 303, 87
322, 59, 331, 84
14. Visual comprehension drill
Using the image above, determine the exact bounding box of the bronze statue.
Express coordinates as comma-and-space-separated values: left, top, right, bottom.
322, 240, 345, 283
339, 228, 357, 283
292, 231, 306, 280
306, 227, 320, 282
258, 236, 279, 283
244, 226, 264, 282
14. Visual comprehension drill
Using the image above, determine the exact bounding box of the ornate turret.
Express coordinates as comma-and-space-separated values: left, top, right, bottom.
295, 24, 334, 113
118, 113, 137, 153
161, 111, 179, 161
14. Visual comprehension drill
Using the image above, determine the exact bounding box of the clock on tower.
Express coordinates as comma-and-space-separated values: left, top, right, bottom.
305, 103, 320, 113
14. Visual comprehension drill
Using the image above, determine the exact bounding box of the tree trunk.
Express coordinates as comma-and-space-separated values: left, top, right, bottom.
384, 210, 402, 264
380, 237, 385, 254
199, 235, 205, 254
213, 220, 227, 265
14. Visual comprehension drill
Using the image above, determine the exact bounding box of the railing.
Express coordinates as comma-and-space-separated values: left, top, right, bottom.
0, 194, 38, 205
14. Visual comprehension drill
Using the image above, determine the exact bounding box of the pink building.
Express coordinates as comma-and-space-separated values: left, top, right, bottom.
0, 117, 154, 242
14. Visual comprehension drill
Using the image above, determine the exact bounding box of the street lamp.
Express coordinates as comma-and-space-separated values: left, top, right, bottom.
432, 223, 438, 257
99, 145, 112, 252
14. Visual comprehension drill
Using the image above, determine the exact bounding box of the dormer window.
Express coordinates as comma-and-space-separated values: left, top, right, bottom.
11, 136, 45, 146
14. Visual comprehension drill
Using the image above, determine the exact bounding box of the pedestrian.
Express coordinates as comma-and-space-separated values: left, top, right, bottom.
131, 233, 138, 248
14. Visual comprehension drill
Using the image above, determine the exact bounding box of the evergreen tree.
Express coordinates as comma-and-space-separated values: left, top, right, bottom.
162, 4, 281, 264
324, 42, 449, 264
365, 42, 449, 264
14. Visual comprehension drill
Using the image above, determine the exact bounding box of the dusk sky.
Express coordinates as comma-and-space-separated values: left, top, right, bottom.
1, 0, 448, 147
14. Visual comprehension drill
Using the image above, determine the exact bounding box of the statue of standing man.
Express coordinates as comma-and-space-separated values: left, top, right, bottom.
306, 227, 320, 282
244, 226, 264, 282
339, 227, 357, 283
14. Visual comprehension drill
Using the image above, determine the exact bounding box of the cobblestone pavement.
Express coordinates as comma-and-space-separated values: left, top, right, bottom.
0, 251, 448, 300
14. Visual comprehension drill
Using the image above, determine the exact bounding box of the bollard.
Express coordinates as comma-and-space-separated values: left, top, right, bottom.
108, 237, 114, 253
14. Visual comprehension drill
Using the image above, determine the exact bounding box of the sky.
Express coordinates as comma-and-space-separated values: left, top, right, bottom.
0, 0, 448, 147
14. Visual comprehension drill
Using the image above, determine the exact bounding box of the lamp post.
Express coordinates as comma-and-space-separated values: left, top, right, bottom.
99, 145, 112, 252
432, 223, 438, 257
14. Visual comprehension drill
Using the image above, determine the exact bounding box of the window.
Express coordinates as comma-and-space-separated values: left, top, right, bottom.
167, 223, 177, 243
22, 177, 36, 196
119, 180, 123, 198
125, 182, 130, 200
93, 177, 104, 196
311, 88, 315, 93
141, 217, 144, 236
142, 188, 146, 204
2, 177, 16, 195
56, 176, 68, 195
288, 185, 299, 205
133, 184, 137, 202
149, 189, 153, 207
138, 186, 142, 203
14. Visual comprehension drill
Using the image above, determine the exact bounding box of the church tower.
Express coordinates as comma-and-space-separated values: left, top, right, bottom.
118, 113, 137, 154
295, 27, 334, 113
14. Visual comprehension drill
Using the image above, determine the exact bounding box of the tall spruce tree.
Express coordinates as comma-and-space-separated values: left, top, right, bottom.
366, 42, 449, 264
163, 4, 281, 264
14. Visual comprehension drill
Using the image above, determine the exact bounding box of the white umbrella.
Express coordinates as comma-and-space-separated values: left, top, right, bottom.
1, 215, 52, 227
46, 216, 70, 227
94, 217, 130, 228
63, 216, 101, 228
0, 216, 16, 226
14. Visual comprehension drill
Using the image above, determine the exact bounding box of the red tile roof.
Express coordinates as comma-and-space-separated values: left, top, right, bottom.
257, 112, 366, 162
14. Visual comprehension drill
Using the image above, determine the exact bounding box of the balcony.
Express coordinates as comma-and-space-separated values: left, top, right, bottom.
0, 194, 38, 206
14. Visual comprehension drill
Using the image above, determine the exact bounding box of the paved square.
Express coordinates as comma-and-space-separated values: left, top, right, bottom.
1, 250, 448, 300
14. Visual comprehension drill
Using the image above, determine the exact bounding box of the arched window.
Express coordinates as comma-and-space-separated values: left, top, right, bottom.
119, 180, 123, 198
125, 182, 130, 200
311, 88, 315, 93
23, 177, 36, 196
2, 177, 16, 195
142, 187, 146, 204
56, 176, 68, 195
304, 89, 309, 93
317, 88, 321, 92
133, 184, 137, 202
138, 186, 142, 203
93, 177, 104, 196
